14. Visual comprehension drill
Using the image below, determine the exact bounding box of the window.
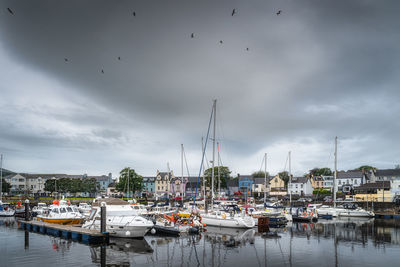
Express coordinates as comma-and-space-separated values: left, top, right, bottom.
354, 180, 357, 185
339, 180, 341, 185
301, 184, 303, 188
158, 186, 160, 190
67, 207, 73, 212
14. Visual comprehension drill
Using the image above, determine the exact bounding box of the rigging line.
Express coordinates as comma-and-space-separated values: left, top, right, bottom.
253, 243, 262, 267
192, 102, 214, 210
259, 154, 266, 173
283, 153, 289, 173
182, 145, 192, 191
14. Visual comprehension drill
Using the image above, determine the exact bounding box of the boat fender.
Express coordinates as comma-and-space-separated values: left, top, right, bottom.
151, 228, 156, 234
222, 213, 227, 219
125, 231, 131, 236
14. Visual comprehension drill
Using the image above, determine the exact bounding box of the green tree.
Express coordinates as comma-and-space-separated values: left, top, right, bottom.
278, 171, 290, 188
44, 179, 56, 193
310, 167, 332, 176
204, 166, 231, 189
116, 168, 143, 197
1, 178, 10, 193
252, 171, 269, 178
357, 165, 377, 171
81, 178, 100, 196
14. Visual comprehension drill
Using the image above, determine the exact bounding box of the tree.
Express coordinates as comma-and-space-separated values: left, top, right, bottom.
395, 164, 400, 169
44, 179, 56, 193
1, 178, 10, 193
81, 178, 100, 195
357, 165, 377, 171
116, 168, 143, 196
309, 168, 332, 176
278, 171, 289, 188
252, 171, 269, 178
204, 166, 231, 190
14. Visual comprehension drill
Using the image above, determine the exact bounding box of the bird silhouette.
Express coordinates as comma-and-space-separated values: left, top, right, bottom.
232, 9, 236, 16
118, 56, 121, 60
276, 10, 282, 15
7, 8, 14, 15
191, 33, 194, 38
101, 69, 104, 74
219, 40, 223, 44
133, 11, 136, 16
64, 58, 68, 62
246, 48, 249, 51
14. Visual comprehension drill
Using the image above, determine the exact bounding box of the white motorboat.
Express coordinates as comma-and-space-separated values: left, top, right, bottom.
78, 203, 92, 217
82, 199, 154, 238
37, 199, 84, 224
32, 203, 48, 216
201, 210, 255, 228
0, 201, 15, 217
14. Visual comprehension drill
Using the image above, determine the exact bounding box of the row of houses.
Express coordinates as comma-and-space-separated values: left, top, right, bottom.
3, 172, 113, 195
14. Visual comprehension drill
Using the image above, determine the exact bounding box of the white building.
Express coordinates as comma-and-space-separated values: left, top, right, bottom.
288, 177, 313, 196
336, 171, 363, 193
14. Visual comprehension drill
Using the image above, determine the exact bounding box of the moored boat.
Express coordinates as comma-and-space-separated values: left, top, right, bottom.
37, 200, 83, 224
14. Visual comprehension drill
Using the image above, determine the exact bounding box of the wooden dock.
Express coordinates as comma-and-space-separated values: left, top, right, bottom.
20, 220, 109, 244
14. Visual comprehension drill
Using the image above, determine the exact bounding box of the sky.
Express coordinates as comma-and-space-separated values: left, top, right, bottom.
0, 0, 399, 178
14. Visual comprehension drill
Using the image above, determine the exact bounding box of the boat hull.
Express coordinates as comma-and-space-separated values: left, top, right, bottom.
201, 216, 255, 228
37, 217, 83, 225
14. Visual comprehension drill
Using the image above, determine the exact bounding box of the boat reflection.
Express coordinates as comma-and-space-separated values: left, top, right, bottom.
90, 237, 153, 266
204, 226, 255, 247
0, 216, 17, 228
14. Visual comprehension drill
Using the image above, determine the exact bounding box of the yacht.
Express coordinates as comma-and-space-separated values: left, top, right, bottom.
82, 198, 154, 238
78, 203, 92, 217
32, 203, 48, 217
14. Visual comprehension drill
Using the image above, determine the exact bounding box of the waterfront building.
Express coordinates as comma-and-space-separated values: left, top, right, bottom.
268, 174, 287, 197
336, 171, 363, 193
155, 170, 173, 198
142, 177, 156, 196
238, 175, 254, 197
368, 169, 400, 182
311, 176, 325, 190
354, 181, 391, 202
288, 177, 313, 196
252, 177, 272, 198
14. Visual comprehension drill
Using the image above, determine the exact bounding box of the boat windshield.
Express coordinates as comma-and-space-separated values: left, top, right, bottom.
89, 209, 97, 220
52, 208, 59, 214
60, 208, 66, 213
66, 207, 73, 212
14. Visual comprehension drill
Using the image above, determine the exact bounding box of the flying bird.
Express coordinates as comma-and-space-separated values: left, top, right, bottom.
276, 10, 282, 15
231, 9, 236, 16
219, 40, 223, 44
7, 8, 14, 15
101, 69, 104, 74
118, 56, 121, 60
246, 48, 249, 51
64, 58, 68, 62
132, 11, 136, 16
191, 33, 194, 38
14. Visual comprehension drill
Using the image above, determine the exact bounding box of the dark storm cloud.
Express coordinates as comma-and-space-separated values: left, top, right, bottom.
0, 0, 399, 174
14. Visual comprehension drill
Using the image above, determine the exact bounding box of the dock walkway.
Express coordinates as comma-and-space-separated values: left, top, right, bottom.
20, 219, 109, 244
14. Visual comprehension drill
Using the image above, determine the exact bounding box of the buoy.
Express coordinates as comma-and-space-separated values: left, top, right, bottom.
125, 231, 131, 236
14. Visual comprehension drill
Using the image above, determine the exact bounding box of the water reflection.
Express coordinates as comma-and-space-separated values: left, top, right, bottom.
2, 217, 400, 266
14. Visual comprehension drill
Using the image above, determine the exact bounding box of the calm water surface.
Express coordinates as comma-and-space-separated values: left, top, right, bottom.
1, 217, 399, 267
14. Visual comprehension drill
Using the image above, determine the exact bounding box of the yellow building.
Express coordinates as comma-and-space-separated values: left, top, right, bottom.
354, 181, 391, 202
269, 174, 285, 190
311, 176, 325, 190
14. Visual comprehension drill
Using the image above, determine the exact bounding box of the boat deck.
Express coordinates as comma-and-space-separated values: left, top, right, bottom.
19, 219, 109, 244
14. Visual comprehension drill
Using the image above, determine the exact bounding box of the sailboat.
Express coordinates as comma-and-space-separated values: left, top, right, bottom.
0, 154, 15, 217
314, 137, 374, 218
199, 100, 255, 229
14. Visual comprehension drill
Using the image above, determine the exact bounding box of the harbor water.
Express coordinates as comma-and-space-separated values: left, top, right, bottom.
1, 217, 399, 267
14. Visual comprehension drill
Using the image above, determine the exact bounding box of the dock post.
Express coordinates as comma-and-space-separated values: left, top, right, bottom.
24, 199, 30, 221
100, 202, 106, 233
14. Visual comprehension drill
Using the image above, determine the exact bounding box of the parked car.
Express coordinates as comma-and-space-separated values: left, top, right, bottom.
324, 196, 333, 202
298, 198, 307, 202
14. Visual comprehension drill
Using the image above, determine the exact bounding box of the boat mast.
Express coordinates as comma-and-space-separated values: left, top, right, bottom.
0, 154, 3, 202
264, 153, 267, 203
127, 167, 130, 200
289, 151, 292, 204
334, 136, 337, 208
217, 142, 221, 200
211, 99, 216, 206
201, 137, 206, 199
181, 144, 184, 204
167, 162, 171, 203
